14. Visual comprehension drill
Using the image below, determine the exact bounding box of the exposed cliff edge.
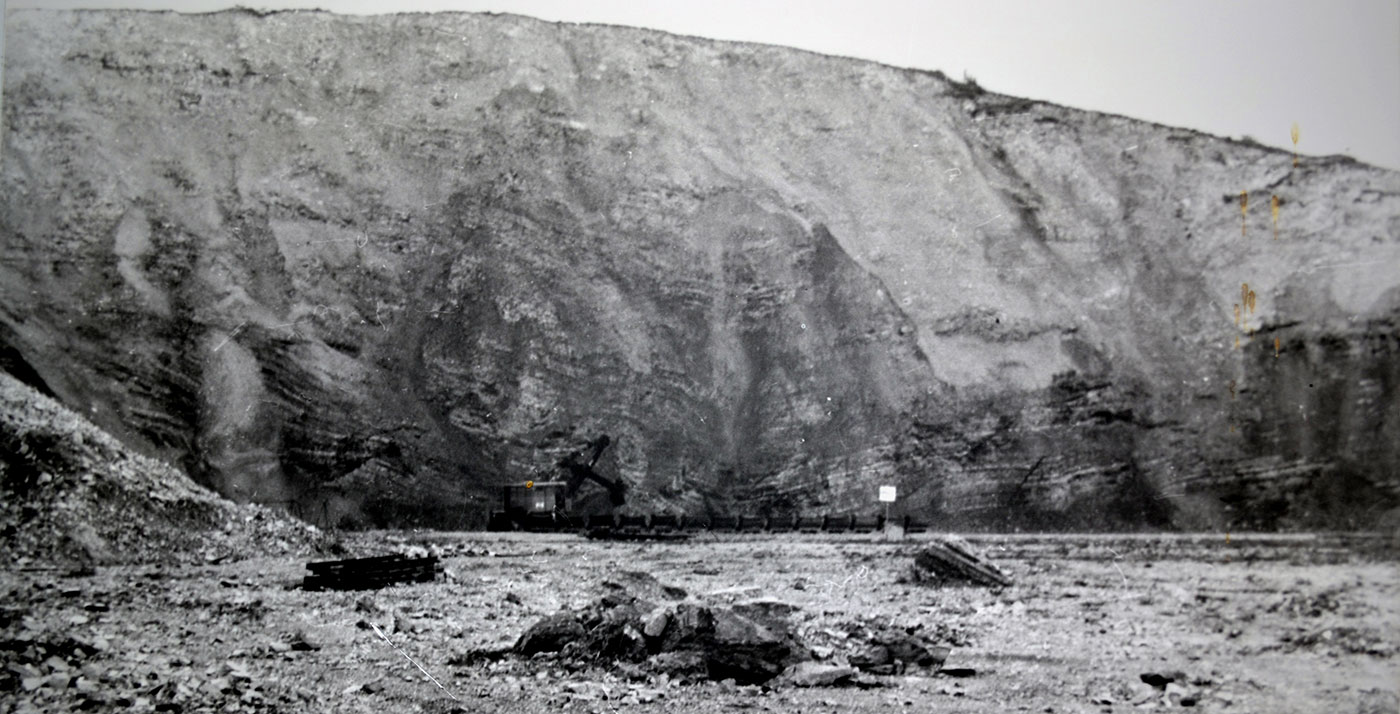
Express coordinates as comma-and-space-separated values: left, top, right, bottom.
3, 10, 1398, 529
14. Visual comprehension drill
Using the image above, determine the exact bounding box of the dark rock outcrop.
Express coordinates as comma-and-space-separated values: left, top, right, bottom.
2, 10, 1397, 529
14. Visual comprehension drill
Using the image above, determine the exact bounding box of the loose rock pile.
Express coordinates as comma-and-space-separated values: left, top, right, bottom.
843, 622, 951, 675
0, 372, 326, 566
489, 572, 967, 689
0, 609, 318, 713
509, 572, 805, 684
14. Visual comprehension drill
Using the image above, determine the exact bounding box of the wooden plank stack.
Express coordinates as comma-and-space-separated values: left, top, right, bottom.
911, 536, 1012, 587
301, 554, 440, 591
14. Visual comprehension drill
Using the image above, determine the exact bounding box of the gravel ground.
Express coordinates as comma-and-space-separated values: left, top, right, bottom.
2, 531, 1395, 713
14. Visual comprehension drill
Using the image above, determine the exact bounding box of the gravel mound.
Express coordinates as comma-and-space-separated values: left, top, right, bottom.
0, 372, 326, 566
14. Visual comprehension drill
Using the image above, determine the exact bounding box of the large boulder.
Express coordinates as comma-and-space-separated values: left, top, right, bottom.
509, 580, 806, 684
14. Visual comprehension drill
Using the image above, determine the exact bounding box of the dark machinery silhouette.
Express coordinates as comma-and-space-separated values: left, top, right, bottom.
487, 435, 627, 531
485, 434, 930, 536
559, 435, 627, 507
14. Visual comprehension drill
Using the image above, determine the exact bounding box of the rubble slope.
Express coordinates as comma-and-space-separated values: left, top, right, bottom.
0, 371, 323, 565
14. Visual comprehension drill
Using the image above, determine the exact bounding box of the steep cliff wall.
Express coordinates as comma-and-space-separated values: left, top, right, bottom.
3, 10, 1397, 529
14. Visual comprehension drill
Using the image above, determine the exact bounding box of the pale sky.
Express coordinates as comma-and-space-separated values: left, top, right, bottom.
4, 0, 1400, 170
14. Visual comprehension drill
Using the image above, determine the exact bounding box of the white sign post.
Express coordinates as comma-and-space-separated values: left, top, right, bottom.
878, 486, 903, 541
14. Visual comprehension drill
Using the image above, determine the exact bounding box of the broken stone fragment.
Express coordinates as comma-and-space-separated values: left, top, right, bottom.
1140, 670, 1187, 688
643, 607, 670, 638
882, 636, 948, 668
655, 605, 715, 652
648, 651, 708, 681
628, 686, 663, 703
223, 662, 253, 682
786, 662, 858, 687
849, 644, 891, 670
732, 598, 802, 620
704, 606, 798, 684
288, 630, 322, 651
599, 571, 689, 603
1164, 681, 1199, 706
563, 680, 612, 700
513, 612, 586, 656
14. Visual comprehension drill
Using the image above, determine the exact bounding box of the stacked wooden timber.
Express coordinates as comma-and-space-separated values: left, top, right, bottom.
911, 536, 1012, 587
301, 554, 440, 591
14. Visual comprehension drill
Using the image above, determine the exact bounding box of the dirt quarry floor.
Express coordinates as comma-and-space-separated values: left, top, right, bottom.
2, 532, 1396, 714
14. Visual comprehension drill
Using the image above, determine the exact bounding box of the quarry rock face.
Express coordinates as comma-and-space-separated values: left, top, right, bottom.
2, 9, 1397, 529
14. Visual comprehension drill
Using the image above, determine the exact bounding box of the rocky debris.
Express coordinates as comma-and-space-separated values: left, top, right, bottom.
796, 615, 964, 678
506, 578, 806, 684
1276, 625, 1395, 656
732, 598, 803, 629
910, 536, 1012, 587
1134, 669, 1229, 707
0, 617, 309, 713
846, 630, 950, 676
1265, 587, 1344, 617
2, 532, 1392, 712
0, 373, 327, 567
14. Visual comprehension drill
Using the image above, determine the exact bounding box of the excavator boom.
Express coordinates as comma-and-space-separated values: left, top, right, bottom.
561, 435, 626, 506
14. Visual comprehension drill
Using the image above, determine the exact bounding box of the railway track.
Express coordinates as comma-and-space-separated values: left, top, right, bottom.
487, 513, 931, 536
